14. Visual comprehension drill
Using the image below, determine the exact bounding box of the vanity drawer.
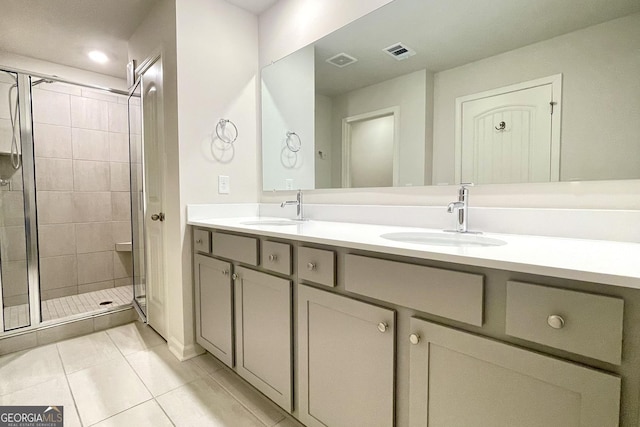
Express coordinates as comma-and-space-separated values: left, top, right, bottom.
193, 229, 211, 254
344, 254, 484, 326
506, 281, 624, 365
261, 241, 292, 275
211, 232, 259, 266
297, 247, 335, 287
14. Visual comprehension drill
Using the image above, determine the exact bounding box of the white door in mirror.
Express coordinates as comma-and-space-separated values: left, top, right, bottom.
458, 77, 560, 184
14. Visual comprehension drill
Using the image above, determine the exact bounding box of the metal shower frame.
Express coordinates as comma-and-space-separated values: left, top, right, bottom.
0, 66, 131, 337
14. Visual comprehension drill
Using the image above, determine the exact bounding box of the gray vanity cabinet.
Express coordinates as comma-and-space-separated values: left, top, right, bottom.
192, 226, 633, 427
233, 266, 293, 412
194, 254, 234, 368
298, 284, 396, 427
408, 317, 621, 427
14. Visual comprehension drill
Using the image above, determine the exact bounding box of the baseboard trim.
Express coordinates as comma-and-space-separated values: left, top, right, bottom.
168, 336, 205, 361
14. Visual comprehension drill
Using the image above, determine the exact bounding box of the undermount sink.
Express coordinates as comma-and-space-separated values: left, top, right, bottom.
380, 232, 507, 247
241, 219, 302, 226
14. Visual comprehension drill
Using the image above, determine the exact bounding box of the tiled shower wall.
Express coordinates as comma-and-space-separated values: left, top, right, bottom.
31, 83, 133, 301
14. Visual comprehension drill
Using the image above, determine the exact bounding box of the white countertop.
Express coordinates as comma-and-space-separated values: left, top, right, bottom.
188, 216, 640, 290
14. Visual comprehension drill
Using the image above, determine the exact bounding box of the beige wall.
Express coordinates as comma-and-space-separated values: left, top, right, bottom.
314, 94, 333, 188
176, 0, 258, 205
258, 0, 640, 211
328, 69, 430, 188
175, 0, 258, 359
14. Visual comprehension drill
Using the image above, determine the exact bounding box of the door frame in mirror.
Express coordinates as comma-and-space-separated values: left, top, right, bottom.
341, 106, 401, 188
454, 74, 563, 184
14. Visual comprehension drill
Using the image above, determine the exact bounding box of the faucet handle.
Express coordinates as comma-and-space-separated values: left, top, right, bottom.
460, 182, 475, 188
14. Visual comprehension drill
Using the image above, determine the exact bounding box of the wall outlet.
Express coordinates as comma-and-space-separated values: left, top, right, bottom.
218, 175, 230, 194
285, 179, 294, 190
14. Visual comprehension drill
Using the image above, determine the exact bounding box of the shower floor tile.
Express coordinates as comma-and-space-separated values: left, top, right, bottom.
3, 285, 132, 330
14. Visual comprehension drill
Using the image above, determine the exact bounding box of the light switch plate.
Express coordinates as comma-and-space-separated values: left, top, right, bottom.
218, 175, 230, 194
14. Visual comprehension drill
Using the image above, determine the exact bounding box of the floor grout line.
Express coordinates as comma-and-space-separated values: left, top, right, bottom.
3, 320, 283, 427
84, 398, 156, 427
55, 343, 85, 427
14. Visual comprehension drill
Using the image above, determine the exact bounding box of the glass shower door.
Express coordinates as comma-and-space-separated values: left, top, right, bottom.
129, 79, 146, 319
0, 70, 32, 331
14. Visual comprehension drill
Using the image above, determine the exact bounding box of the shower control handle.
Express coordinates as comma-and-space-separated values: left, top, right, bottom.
151, 212, 165, 222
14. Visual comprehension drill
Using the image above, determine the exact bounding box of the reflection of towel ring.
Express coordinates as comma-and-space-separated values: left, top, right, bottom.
216, 119, 238, 144
286, 131, 301, 152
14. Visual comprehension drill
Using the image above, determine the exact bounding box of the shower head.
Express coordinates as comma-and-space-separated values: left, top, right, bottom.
32, 78, 54, 86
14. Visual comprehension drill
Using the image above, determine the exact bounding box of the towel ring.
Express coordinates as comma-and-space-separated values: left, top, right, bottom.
285, 131, 301, 152
216, 119, 238, 144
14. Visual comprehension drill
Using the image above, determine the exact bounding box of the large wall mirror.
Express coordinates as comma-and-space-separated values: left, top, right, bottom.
261, 0, 640, 191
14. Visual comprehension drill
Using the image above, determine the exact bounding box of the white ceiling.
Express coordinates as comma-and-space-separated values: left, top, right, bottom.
313, 0, 640, 96
0, 0, 278, 80
0, 0, 157, 79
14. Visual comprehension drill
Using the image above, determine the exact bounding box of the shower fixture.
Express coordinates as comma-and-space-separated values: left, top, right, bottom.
5, 73, 20, 170
4, 77, 54, 171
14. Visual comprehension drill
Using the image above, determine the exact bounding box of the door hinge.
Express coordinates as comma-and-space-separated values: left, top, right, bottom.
550, 101, 557, 115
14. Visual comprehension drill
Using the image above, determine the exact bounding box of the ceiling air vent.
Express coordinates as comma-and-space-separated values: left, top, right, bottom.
326, 53, 358, 68
383, 42, 416, 61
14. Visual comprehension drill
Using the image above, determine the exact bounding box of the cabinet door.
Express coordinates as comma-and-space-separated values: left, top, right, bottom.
194, 255, 234, 368
235, 267, 293, 412
298, 285, 395, 427
408, 318, 621, 427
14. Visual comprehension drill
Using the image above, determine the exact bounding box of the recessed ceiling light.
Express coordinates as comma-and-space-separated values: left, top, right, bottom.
88, 50, 109, 64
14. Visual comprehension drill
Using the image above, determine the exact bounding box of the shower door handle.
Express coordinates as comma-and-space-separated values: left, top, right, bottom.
151, 212, 165, 222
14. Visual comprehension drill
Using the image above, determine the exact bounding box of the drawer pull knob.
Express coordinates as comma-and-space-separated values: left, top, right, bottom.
547, 314, 565, 329
196, 239, 203, 244
232, 273, 239, 280
307, 262, 316, 271
269, 254, 278, 262
377, 322, 389, 333
409, 334, 421, 345
221, 270, 229, 276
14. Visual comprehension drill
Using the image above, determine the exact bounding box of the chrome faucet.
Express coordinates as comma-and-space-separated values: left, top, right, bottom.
281, 189, 305, 221
446, 183, 474, 233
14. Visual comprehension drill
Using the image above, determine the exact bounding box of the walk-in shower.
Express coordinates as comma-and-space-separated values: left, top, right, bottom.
0, 68, 139, 335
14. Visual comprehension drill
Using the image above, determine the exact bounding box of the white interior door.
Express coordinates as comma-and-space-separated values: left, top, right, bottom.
342, 108, 398, 188
141, 57, 167, 338
456, 76, 561, 184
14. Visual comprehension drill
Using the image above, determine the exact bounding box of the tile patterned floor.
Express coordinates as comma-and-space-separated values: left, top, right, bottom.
0, 322, 305, 427
4, 286, 132, 331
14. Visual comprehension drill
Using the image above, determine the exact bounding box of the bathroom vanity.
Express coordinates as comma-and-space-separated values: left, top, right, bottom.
189, 216, 640, 427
